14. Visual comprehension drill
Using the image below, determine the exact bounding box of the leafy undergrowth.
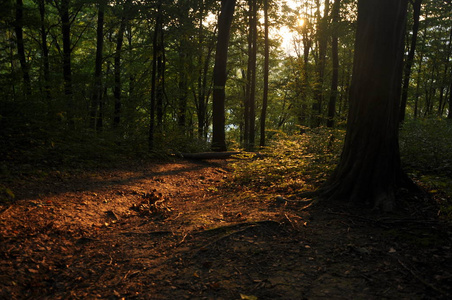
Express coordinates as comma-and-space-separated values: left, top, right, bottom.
400, 119, 452, 222
231, 128, 345, 195
230, 123, 452, 223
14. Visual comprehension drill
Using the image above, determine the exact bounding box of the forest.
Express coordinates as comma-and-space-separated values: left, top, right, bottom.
1, 0, 452, 299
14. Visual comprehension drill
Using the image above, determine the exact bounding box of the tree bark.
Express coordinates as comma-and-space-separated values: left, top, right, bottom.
326, 0, 340, 128
195, 0, 214, 140
15, 0, 31, 97
178, 37, 188, 132
448, 76, 452, 119
247, 0, 257, 151
212, 0, 236, 152
399, 0, 422, 123
60, 0, 74, 127
90, 0, 105, 130
320, 0, 415, 211
260, 0, 269, 147
312, 0, 330, 127
177, 7, 189, 133
113, 12, 127, 128
38, 0, 51, 103
149, 2, 162, 151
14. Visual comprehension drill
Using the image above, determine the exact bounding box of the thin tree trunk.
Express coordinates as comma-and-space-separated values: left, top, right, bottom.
300, 25, 312, 131
156, 30, 164, 131
312, 0, 330, 127
399, 0, 422, 123
260, 0, 269, 147
212, 0, 236, 152
448, 77, 452, 119
113, 12, 127, 128
248, 0, 257, 151
196, 1, 214, 140
327, 0, 340, 128
61, 0, 74, 127
244, 6, 252, 148
15, 0, 31, 97
90, 1, 105, 130
196, 1, 206, 139
38, 0, 51, 104
149, 2, 162, 151
441, 26, 451, 117
178, 37, 188, 132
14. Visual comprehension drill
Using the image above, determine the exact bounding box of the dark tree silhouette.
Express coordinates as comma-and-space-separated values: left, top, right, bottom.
319, 0, 416, 211
399, 0, 422, 123
59, 0, 74, 127
90, 0, 105, 130
212, 0, 236, 152
326, 0, 340, 128
260, 0, 269, 147
15, 0, 31, 96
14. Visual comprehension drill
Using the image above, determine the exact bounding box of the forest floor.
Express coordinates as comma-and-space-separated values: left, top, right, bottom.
1, 158, 451, 299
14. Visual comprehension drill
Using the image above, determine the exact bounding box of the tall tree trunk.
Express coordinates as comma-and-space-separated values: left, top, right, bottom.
260, 0, 269, 147
312, 0, 330, 127
327, 0, 340, 128
127, 24, 135, 109
248, 0, 257, 151
90, 0, 105, 130
156, 30, 165, 132
244, 5, 252, 149
448, 76, 452, 119
149, 2, 162, 151
399, 0, 422, 123
38, 0, 51, 103
61, 0, 73, 127
319, 0, 415, 211
440, 26, 452, 117
299, 23, 312, 131
195, 1, 214, 140
178, 37, 188, 132
98, 62, 110, 131
212, 0, 236, 152
15, 0, 31, 97
113, 12, 127, 128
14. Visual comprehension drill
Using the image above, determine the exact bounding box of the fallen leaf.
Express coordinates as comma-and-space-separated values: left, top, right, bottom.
240, 294, 258, 300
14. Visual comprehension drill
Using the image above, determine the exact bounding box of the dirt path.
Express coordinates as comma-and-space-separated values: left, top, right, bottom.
1, 159, 451, 299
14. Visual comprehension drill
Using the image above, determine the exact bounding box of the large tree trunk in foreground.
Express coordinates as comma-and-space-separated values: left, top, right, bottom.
320, 0, 415, 211
211, 0, 236, 152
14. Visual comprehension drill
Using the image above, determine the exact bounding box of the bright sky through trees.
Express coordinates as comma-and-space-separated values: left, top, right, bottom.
273, 0, 305, 55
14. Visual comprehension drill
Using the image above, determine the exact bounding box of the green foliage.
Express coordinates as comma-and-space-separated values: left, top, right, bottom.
0, 185, 15, 204
153, 130, 211, 154
400, 119, 452, 221
231, 127, 345, 193
400, 119, 452, 176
